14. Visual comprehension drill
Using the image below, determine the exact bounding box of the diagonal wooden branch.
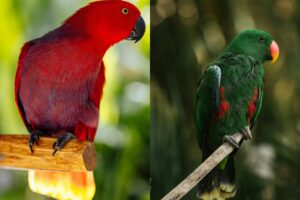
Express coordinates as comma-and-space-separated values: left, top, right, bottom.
161, 131, 245, 200
0, 135, 96, 171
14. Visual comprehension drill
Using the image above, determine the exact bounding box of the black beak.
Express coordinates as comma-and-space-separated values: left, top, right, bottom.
126, 16, 145, 43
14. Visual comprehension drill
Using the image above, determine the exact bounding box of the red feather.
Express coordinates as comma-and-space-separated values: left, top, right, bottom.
247, 86, 259, 123
217, 87, 230, 119
15, 41, 34, 128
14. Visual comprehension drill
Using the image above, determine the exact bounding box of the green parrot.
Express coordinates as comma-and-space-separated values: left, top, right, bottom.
194, 29, 279, 199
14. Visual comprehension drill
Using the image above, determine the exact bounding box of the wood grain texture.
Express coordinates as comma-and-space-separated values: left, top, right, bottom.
162, 131, 245, 200
0, 135, 96, 171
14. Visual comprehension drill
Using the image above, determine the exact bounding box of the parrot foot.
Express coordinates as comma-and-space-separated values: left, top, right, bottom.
29, 130, 45, 153
52, 132, 77, 156
241, 126, 252, 140
222, 135, 239, 149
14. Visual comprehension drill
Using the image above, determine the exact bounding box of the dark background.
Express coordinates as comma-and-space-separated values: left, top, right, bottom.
151, 0, 300, 199
0, 0, 149, 199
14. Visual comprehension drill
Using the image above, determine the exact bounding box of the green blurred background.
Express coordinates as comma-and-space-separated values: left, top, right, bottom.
0, 0, 149, 199
151, 0, 300, 199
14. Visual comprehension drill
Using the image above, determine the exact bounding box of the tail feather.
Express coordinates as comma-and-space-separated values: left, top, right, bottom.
218, 156, 236, 195
197, 155, 236, 200
28, 170, 95, 200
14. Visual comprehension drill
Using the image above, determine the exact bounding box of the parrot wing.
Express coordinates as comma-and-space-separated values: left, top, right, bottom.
250, 85, 263, 129
15, 41, 35, 131
89, 61, 106, 109
194, 65, 221, 154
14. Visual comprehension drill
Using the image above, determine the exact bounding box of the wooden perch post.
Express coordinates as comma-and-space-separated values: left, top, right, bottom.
0, 135, 96, 171
162, 131, 244, 200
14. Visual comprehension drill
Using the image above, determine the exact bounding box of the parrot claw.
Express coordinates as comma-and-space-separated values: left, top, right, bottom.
52, 132, 76, 156
222, 135, 240, 149
28, 130, 44, 153
241, 126, 252, 140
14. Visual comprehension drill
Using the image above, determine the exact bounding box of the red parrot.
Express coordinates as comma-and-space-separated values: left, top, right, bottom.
14, 0, 145, 199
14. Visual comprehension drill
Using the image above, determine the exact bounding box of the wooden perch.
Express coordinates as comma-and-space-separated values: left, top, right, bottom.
0, 135, 96, 171
162, 131, 244, 200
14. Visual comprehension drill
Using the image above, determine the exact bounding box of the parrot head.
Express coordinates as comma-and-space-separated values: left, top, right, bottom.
64, 0, 145, 45
226, 29, 279, 64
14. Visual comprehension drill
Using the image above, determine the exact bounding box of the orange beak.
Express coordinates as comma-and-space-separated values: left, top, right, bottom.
270, 40, 279, 64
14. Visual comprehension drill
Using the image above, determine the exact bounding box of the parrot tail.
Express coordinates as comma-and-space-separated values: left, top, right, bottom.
28, 170, 95, 200
196, 155, 236, 200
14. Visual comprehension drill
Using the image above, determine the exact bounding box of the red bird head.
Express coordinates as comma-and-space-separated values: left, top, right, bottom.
64, 0, 145, 46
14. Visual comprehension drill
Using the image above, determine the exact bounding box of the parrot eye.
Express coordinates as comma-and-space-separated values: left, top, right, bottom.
259, 37, 264, 41
122, 8, 129, 14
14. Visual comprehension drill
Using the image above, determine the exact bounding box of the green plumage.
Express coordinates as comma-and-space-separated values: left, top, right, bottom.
194, 29, 276, 199
196, 53, 263, 149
